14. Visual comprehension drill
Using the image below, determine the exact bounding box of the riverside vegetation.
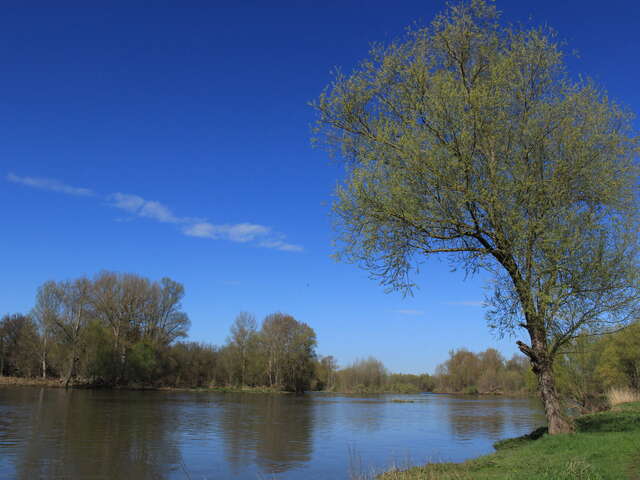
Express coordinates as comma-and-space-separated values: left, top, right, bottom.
1, 271, 639, 408
0, 271, 518, 394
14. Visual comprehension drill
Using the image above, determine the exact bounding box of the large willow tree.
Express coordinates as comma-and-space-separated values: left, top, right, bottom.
313, 0, 639, 433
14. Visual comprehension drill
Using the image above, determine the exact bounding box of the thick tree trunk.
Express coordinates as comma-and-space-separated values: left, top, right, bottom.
535, 361, 572, 434
519, 338, 572, 434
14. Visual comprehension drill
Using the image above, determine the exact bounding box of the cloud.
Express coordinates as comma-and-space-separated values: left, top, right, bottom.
7, 173, 94, 197
108, 193, 145, 213
108, 193, 181, 223
226, 223, 270, 243
110, 193, 302, 250
184, 222, 303, 251
7, 173, 303, 253
259, 240, 304, 252
184, 222, 270, 242
444, 301, 485, 307
183, 222, 216, 238
110, 193, 302, 251
395, 309, 425, 316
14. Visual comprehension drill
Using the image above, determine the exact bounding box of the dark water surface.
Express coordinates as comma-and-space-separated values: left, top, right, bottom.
0, 387, 544, 479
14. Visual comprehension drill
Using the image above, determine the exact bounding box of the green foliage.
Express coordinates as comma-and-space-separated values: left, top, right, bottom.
314, 355, 338, 391
434, 348, 531, 394
336, 357, 388, 392
463, 385, 479, 395
427, 323, 640, 406
5, 269, 638, 401
124, 342, 157, 384
260, 312, 318, 392
30, 271, 190, 386
330, 357, 434, 393
386, 382, 421, 394
597, 322, 640, 390
226, 312, 258, 386
163, 341, 221, 388
84, 321, 120, 384
0, 313, 40, 377
314, 0, 639, 325
554, 333, 607, 412
551, 322, 640, 412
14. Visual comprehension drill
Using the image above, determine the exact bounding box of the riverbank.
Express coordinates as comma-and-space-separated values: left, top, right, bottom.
1, 377, 531, 396
159, 385, 288, 394
0, 376, 67, 388
0, 376, 290, 393
378, 402, 640, 480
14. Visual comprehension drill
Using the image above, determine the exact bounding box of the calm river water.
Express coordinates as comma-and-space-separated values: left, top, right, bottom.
0, 388, 545, 479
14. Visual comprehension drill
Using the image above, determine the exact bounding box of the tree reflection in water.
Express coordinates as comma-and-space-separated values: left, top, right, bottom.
8, 388, 184, 479
443, 395, 544, 441
218, 393, 314, 475
0, 389, 545, 479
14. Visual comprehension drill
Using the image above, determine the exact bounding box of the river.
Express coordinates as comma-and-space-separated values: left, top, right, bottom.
0, 387, 545, 479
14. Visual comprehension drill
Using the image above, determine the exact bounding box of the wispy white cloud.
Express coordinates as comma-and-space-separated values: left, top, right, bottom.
184, 222, 303, 251
183, 222, 269, 242
395, 309, 425, 316
7, 173, 94, 197
7, 173, 303, 253
108, 193, 302, 251
259, 240, 304, 252
444, 301, 485, 307
108, 193, 181, 224
183, 222, 215, 238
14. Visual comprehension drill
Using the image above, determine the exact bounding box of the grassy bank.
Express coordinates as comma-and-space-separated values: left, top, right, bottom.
378, 402, 640, 480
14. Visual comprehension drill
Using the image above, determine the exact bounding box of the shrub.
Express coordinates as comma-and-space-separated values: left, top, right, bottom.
463, 386, 479, 395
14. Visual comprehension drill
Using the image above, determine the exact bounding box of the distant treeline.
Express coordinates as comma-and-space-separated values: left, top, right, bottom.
1, 272, 638, 400
327, 349, 531, 395
0, 272, 316, 393
426, 324, 640, 409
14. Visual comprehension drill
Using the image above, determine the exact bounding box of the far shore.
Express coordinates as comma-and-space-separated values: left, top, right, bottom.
0, 376, 532, 397
0, 376, 287, 393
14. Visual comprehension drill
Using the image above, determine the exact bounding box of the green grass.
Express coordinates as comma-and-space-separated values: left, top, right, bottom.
377, 402, 640, 480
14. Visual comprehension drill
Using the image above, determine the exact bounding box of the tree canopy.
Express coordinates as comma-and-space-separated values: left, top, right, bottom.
313, 0, 640, 433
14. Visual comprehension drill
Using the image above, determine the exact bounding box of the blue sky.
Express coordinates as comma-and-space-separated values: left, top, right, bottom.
1, 1, 638, 374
